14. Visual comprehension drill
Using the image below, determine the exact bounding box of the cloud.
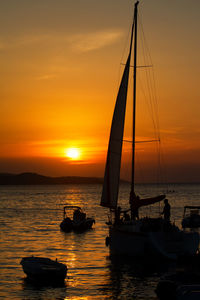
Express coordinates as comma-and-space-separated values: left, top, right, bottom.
35, 74, 58, 81
0, 29, 123, 52
0, 34, 51, 50
68, 30, 123, 52
0, 29, 123, 53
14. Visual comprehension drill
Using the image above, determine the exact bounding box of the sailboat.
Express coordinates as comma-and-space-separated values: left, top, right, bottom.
101, 1, 199, 259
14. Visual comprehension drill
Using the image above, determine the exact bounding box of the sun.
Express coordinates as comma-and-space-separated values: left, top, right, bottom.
65, 148, 80, 160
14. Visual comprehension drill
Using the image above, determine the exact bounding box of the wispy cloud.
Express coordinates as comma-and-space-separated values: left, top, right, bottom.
68, 30, 124, 52
0, 29, 123, 52
35, 74, 58, 81
0, 34, 51, 50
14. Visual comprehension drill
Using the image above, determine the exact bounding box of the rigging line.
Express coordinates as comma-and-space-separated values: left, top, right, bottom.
137, 19, 157, 138
137, 68, 162, 185
123, 139, 160, 143
120, 22, 132, 64
137, 70, 157, 137
138, 19, 158, 129
135, 151, 145, 192
140, 28, 158, 139
117, 7, 135, 85
151, 69, 161, 139
138, 15, 160, 143
114, 16, 133, 104
138, 13, 161, 138
158, 140, 170, 186
137, 65, 159, 142
138, 14, 164, 185
133, 65, 153, 68
120, 63, 153, 68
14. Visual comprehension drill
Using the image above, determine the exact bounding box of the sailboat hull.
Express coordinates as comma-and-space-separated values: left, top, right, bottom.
109, 226, 147, 257
148, 231, 199, 259
109, 223, 199, 259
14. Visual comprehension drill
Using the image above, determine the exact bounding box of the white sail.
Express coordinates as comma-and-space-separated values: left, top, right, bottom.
101, 54, 131, 208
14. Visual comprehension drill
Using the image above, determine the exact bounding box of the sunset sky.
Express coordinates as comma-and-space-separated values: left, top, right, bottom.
0, 0, 200, 183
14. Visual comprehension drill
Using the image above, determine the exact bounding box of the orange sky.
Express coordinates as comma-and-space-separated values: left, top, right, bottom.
0, 0, 200, 183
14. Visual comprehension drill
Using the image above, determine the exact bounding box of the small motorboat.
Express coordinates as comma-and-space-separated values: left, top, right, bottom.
176, 285, 200, 300
20, 256, 67, 283
60, 205, 95, 233
156, 280, 200, 300
155, 254, 200, 300
182, 206, 200, 229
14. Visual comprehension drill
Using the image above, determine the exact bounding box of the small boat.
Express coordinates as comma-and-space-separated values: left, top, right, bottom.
156, 281, 200, 300
60, 205, 95, 232
182, 206, 200, 229
156, 273, 200, 300
20, 256, 67, 283
156, 253, 200, 299
176, 285, 200, 300
100, 1, 199, 259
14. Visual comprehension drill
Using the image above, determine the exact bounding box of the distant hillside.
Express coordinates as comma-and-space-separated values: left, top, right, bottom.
0, 172, 104, 185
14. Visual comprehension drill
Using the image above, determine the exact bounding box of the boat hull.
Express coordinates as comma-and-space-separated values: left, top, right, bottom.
60, 217, 95, 233
149, 231, 199, 258
20, 256, 67, 283
109, 226, 148, 257
108, 223, 199, 259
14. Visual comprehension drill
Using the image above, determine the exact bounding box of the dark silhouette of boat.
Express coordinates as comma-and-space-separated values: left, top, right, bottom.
60, 205, 95, 232
182, 206, 200, 229
20, 256, 67, 283
100, 1, 199, 259
155, 254, 200, 299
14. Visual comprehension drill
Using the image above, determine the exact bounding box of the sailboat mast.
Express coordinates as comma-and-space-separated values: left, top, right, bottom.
130, 1, 139, 204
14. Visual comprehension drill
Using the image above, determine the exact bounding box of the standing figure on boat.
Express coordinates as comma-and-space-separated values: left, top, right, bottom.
130, 191, 140, 220
161, 199, 171, 222
114, 206, 122, 224
123, 211, 131, 222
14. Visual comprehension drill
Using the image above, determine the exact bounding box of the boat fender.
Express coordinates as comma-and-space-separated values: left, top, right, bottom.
105, 236, 110, 247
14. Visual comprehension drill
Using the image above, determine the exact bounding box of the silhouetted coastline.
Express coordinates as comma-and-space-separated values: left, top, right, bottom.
0, 172, 105, 185
0, 173, 199, 185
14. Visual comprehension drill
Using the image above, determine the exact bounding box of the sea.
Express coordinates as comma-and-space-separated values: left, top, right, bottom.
0, 183, 200, 300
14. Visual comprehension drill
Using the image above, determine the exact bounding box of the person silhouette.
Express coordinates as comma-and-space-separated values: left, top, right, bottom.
161, 199, 171, 222
114, 206, 122, 224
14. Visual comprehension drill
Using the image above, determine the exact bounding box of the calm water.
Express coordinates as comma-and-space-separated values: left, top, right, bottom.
0, 183, 200, 299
